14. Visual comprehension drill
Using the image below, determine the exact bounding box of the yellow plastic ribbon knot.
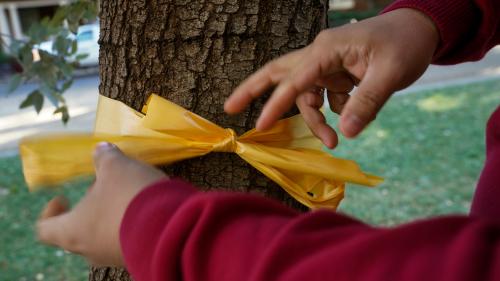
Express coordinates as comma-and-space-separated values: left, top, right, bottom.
20, 94, 383, 210
213, 128, 238, 153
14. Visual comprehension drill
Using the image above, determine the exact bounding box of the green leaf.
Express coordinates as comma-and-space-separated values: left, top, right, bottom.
83, 6, 98, 21
19, 90, 44, 114
19, 45, 34, 68
70, 40, 78, 55
61, 79, 74, 92
68, 22, 79, 34
54, 105, 70, 124
26, 20, 60, 45
58, 61, 74, 78
7, 74, 23, 94
49, 7, 67, 26
39, 84, 60, 106
75, 53, 89, 60
53, 35, 71, 55
34, 56, 59, 88
26, 23, 47, 43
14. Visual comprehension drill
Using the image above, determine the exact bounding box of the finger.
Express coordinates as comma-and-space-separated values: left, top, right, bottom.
306, 86, 325, 108
256, 68, 319, 130
296, 92, 338, 149
339, 61, 399, 138
39, 196, 69, 220
93, 141, 167, 186
328, 92, 350, 114
224, 50, 304, 114
318, 72, 354, 114
256, 49, 333, 130
37, 209, 79, 252
318, 72, 355, 94
37, 196, 73, 248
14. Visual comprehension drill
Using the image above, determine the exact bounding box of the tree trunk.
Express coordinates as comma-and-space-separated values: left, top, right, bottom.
92, 0, 328, 279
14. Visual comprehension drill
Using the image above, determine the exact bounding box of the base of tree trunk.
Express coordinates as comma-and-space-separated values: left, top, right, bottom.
89, 267, 133, 281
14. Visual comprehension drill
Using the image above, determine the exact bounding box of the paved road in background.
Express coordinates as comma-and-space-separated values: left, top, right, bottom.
401, 45, 500, 93
1, 46, 499, 155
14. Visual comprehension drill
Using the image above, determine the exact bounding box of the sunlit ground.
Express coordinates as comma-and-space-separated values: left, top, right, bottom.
0, 106, 93, 146
0, 80, 499, 280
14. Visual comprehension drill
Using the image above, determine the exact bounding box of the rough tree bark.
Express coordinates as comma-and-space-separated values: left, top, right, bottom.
91, 0, 328, 279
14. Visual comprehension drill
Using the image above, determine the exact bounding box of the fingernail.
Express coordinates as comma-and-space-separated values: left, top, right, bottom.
95, 142, 115, 154
342, 114, 364, 138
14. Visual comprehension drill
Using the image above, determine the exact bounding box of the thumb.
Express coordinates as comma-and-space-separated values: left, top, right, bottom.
93, 142, 123, 174
339, 63, 399, 138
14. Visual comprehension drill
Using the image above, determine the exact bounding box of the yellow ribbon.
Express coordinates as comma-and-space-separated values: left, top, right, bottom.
20, 94, 382, 209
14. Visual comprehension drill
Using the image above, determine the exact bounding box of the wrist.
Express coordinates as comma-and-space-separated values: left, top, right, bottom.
389, 8, 440, 56
381, 0, 480, 64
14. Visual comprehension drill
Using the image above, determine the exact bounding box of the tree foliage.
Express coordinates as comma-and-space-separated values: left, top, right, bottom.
2, 0, 98, 123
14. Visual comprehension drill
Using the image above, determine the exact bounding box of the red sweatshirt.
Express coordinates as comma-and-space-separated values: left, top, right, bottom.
383, 0, 500, 64
120, 1, 500, 280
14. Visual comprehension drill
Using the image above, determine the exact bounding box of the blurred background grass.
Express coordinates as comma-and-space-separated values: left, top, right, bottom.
0, 80, 499, 280
332, 80, 500, 224
0, 160, 88, 280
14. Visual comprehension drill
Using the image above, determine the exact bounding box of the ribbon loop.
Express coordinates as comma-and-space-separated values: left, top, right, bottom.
213, 128, 238, 153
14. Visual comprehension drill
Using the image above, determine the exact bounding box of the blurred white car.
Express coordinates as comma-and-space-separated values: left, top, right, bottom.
36, 23, 99, 67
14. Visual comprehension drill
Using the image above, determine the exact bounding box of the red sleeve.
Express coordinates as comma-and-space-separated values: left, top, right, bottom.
383, 0, 500, 64
471, 106, 500, 218
120, 178, 500, 281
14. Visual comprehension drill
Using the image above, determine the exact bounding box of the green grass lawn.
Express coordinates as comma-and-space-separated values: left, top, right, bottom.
331, 80, 500, 225
0, 160, 89, 280
0, 80, 499, 280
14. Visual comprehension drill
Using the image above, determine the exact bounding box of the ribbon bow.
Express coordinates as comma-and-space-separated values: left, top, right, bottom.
20, 94, 382, 209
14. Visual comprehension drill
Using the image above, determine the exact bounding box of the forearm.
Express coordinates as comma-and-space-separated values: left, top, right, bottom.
383, 0, 500, 64
119, 178, 301, 281
120, 179, 500, 281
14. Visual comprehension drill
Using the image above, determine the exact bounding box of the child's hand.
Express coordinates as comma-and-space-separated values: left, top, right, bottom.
36, 143, 167, 266
225, 8, 439, 147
